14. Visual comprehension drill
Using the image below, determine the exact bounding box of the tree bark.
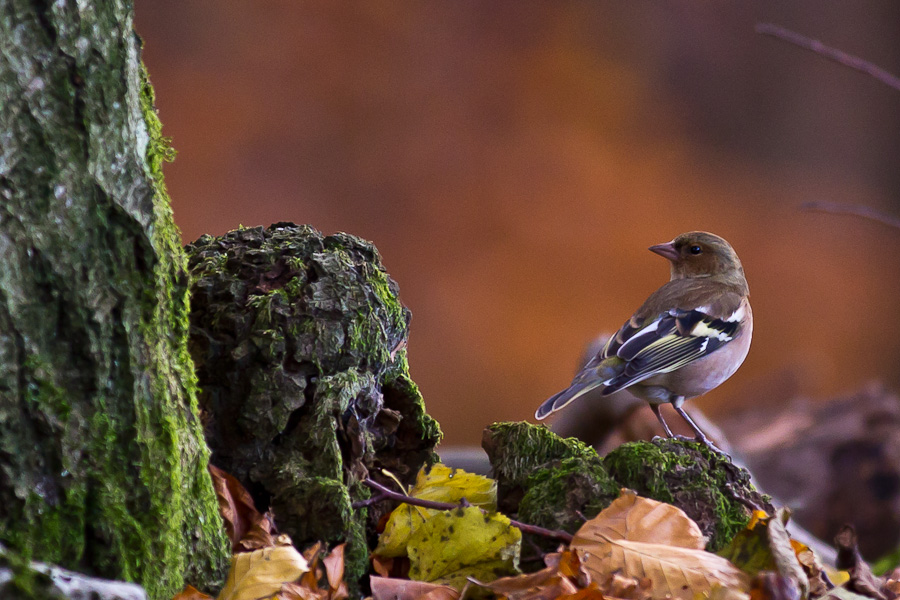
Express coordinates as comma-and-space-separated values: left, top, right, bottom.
0, 2, 229, 598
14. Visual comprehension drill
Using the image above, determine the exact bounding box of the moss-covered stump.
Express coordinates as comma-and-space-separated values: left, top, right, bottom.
186, 223, 441, 590
484, 423, 771, 553
0, 3, 229, 599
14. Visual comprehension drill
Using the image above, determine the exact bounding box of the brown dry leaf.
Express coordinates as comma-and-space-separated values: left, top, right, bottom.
471, 550, 586, 600
236, 512, 278, 552
173, 584, 213, 600
792, 541, 830, 599
557, 583, 606, 600
209, 464, 269, 551
303, 542, 324, 564
369, 576, 459, 600
279, 582, 327, 600
571, 490, 750, 600
883, 576, 900, 600
476, 563, 578, 600
218, 545, 310, 600
577, 488, 707, 548
600, 572, 653, 600
836, 526, 886, 600
323, 544, 345, 591
748, 572, 800, 600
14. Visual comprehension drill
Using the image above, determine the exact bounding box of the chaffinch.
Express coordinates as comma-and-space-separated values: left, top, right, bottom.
535, 231, 752, 448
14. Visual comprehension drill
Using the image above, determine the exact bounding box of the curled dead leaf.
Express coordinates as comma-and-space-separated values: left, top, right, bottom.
369, 576, 459, 600
571, 490, 749, 600
172, 584, 213, 600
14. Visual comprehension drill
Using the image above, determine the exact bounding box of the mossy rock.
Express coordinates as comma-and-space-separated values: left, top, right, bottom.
484, 422, 770, 554
186, 223, 442, 592
604, 438, 772, 551
517, 456, 620, 556
482, 422, 599, 514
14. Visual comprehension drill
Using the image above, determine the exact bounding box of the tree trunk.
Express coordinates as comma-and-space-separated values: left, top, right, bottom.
0, 2, 229, 598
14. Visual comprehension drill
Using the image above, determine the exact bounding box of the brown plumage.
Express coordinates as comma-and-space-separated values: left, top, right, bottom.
535, 232, 752, 449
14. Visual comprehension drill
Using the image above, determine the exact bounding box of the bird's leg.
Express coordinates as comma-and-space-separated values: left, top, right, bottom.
649, 403, 675, 438
672, 403, 728, 456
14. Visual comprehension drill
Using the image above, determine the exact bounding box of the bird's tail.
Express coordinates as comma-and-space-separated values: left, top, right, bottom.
534, 378, 606, 420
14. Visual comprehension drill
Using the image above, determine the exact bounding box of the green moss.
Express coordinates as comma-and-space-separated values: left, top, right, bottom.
367, 267, 407, 332
603, 439, 753, 551
137, 63, 229, 595
483, 422, 598, 491
518, 456, 619, 545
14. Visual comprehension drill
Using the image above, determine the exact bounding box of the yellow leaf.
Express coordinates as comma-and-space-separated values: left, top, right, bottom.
218, 545, 310, 600
376, 464, 497, 557
407, 506, 521, 589
571, 490, 749, 600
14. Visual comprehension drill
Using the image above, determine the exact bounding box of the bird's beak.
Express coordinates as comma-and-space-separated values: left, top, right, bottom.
649, 241, 679, 261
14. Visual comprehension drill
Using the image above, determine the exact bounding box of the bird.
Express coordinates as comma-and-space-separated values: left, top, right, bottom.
534, 231, 752, 449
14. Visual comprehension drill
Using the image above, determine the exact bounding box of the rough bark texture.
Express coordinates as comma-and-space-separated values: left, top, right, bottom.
186, 223, 442, 592
0, 2, 229, 598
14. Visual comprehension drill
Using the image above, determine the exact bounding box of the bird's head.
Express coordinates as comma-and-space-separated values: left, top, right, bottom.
649, 232, 745, 285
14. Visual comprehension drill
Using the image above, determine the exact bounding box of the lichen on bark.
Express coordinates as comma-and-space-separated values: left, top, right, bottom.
0, 2, 229, 598
186, 223, 442, 591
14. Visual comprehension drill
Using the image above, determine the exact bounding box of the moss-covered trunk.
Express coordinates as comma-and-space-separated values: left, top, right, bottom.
0, 2, 229, 598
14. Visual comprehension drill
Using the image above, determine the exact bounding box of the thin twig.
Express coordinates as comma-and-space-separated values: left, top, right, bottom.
358, 477, 574, 543
756, 23, 900, 93
801, 201, 900, 231
351, 491, 390, 509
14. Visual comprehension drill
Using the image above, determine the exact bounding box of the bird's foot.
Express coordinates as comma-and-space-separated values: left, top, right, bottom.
668, 433, 731, 458
694, 435, 731, 459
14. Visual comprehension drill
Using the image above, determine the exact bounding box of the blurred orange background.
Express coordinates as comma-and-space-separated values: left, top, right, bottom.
136, 2, 900, 446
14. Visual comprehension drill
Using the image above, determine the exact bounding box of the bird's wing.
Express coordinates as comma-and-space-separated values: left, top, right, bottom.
534, 282, 747, 420
599, 301, 746, 394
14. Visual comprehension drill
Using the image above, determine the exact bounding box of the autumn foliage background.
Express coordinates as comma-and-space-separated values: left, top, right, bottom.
135, 2, 900, 446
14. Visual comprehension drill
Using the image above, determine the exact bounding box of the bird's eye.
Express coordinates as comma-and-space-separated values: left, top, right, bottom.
689, 245, 703, 255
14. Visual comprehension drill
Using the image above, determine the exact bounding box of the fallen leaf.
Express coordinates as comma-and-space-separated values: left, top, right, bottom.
720, 511, 777, 576
173, 584, 213, 600
371, 555, 410, 579
766, 511, 809, 598
279, 582, 327, 600
209, 464, 268, 551
473, 553, 580, 600
792, 540, 832, 598
237, 512, 278, 552
819, 589, 879, 600
218, 545, 310, 600
408, 506, 521, 589
323, 544, 345, 591
369, 576, 459, 600
600, 572, 654, 600
376, 464, 497, 557
571, 490, 750, 600
748, 572, 800, 600
836, 526, 887, 600
576, 487, 707, 548
556, 583, 606, 600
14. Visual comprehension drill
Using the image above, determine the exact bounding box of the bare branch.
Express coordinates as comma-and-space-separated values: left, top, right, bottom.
357, 477, 574, 543
756, 23, 900, 93
801, 201, 900, 230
